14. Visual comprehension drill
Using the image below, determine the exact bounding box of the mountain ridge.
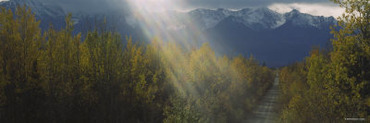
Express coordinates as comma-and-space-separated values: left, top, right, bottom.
196, 8, 336, 67
0, 0, 337, 67
189, 7, 336, 31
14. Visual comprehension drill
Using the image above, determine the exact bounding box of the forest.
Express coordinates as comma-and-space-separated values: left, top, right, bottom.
0, 6, 275, 122
277, 0, 369, 122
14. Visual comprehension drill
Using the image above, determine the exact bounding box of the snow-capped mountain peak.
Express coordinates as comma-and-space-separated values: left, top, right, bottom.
189, 8, 335, 31
283, 9, 336, 29
189, 7, 285, 31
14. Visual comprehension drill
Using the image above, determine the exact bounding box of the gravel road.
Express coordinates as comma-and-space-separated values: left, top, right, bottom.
246, 74, 280, 123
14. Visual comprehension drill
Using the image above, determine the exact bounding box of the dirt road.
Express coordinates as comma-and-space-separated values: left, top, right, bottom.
246, 74, 280, 123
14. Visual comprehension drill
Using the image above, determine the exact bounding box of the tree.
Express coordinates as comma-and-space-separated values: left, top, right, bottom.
0, 5, 44, 122
328, 0, 369, 119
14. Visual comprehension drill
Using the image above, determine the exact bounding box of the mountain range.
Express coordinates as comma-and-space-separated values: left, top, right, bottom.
0, 0, 337, 67
191, 8, 336, 67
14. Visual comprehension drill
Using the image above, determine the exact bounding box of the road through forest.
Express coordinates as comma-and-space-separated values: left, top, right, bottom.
246, 74, 280, 123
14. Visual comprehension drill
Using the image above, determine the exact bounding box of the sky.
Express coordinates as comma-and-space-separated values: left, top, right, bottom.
181, 0, 344, 17
0, 0, 344, 17
268, 3, 344, 17
184, 0, 331, 8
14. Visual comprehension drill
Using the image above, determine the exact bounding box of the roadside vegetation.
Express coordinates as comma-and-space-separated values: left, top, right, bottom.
277, 0, 369, 122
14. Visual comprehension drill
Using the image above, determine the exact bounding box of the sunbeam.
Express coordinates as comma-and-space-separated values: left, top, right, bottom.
122, 1, 271, 122
124, 0, 241, 103
125, 0, 219, 95
125, 0, 208, 47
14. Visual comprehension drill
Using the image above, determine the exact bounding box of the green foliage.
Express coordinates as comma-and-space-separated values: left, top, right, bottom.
278, 0, 369, 122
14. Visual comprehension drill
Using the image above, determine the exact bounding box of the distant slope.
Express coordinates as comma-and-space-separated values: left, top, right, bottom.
191, 8, 336, 67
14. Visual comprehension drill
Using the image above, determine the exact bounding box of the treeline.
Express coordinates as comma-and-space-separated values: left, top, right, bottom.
278, 0, 369, 122
0, 6, 275, 122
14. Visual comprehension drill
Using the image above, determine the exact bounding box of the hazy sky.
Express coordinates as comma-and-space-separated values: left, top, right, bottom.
184, 0, 332, 8
182, 0, 343, 17
0, 0, 344, 17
